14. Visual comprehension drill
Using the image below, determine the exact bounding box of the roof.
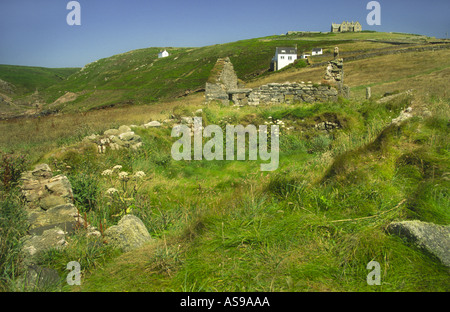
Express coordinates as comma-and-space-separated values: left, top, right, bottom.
276, 47, 297, 55
312, 48, 322, 52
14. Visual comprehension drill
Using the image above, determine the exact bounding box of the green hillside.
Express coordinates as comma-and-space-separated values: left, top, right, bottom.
0, 31, 437, 116
40, 31, 432, 112
0, 64, 79, 96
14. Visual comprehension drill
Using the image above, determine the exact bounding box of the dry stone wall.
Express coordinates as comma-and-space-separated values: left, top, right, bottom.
245, 82, 338, 106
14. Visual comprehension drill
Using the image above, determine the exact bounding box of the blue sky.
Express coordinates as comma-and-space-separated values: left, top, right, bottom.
0, 0, 449, 68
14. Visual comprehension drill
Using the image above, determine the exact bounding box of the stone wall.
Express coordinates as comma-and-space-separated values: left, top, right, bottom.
310, 43, 450, 69
243, 82, 338, 106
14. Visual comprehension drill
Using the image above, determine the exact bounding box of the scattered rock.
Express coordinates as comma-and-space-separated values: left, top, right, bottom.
387, 220, 450, 267
181, 116, 194, 124
84, 125, 143, 153
104, 215, 152, 252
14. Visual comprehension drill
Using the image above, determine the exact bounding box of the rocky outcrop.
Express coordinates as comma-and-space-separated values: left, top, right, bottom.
103, 214, 152, 252
387, 220, 450, 267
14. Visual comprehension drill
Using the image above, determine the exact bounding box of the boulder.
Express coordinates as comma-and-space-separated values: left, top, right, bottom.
118, 131, 141, 143
104, 215, 152, 252
104, 129, 120, 136
387, 220, 450, 267
143, 121, 162, 128
118, 125, 132, 134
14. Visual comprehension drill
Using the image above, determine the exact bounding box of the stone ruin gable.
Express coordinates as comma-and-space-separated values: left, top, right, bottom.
205, 57, 239, 105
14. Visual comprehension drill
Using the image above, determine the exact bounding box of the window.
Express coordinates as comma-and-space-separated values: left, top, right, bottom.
280, 56, 285, 59
288, 56, 292, 60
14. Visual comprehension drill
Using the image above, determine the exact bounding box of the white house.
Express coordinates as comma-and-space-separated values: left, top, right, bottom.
271, 47, 298, 71
311, 48, 323, 56
300, 53, 311, 59
158, 49, 169, 58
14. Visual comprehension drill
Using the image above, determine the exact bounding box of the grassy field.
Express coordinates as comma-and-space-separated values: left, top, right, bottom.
0, 32, 449, 292
23, 93, 447, 292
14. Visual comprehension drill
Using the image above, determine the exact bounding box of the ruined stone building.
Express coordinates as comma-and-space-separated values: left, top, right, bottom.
331, 21, 362, 33
205, 52, 349, 107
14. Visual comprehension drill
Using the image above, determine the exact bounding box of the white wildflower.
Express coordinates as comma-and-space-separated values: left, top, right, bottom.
101, 169, 113, 176
118, 171, 129, 180
134, 171, 146, 178
106, 188, 118, 195
112, 165, 123, 171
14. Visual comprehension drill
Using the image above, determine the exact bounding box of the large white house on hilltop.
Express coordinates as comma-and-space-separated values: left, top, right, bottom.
158, 49, 169, 58
271, 47, 298, 71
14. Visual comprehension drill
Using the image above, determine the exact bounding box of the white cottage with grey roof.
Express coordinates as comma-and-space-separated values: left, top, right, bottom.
271, 47, 298, 71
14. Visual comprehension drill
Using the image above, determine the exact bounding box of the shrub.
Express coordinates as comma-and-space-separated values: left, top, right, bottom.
0, 193, 28, 291
0, 152, 30, 193
69, 172, 100, 213
309, 134, 332, 153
